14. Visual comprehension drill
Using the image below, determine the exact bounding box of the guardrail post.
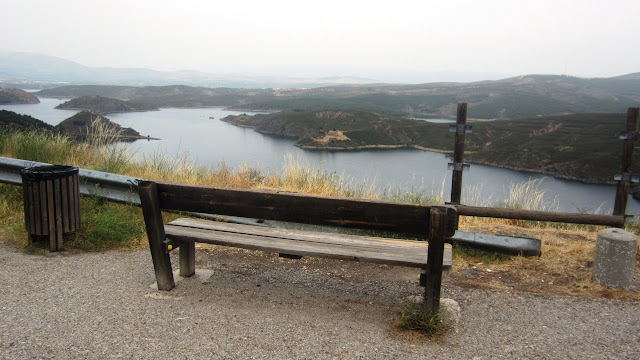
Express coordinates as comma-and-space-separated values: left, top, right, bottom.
448, 103, 470, 205
613, 107, 640, 216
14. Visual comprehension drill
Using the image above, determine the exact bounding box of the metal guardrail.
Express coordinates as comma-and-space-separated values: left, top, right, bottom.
0, 156, 140, 204
0, 156, 264, 226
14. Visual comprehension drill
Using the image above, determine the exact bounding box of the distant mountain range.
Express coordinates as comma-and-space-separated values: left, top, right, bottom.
0, 51, 380, 88
34, 73, 640, 119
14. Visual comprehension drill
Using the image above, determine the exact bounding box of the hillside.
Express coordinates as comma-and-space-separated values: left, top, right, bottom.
55, 96, 158, 114
35, 74, 640, 119
0, 88, 40, 104
0, 110, 52, 130
55, 111, 143, 139
223, 110, 639, 183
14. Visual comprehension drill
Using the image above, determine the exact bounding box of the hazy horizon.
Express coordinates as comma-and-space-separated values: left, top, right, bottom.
2, 0, 639, 83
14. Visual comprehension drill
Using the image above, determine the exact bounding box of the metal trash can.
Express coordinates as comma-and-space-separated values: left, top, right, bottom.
21, 165, 81, 251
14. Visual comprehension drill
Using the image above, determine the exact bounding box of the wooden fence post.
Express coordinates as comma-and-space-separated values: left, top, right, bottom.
613, 107, 640, 216
424, 206, 447, 314
449, 103, 469, 205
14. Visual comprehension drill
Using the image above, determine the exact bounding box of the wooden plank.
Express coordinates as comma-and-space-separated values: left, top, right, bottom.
456, 205, 624, 227
32, 182, 42, 236
424, 207, 446, 314
39, 181, 48, 235
165, 222, 453, 268
450, 102, 467, 205
614, 107, 640, 216
138, 181, 175, 290
170, 218, 431, 250
68, 176, 76, 230
46, 180, 56, 251
155, 182, 458, 237
74, 173, 81, 228
54, 179, 63, 251
61, 177, 69, 232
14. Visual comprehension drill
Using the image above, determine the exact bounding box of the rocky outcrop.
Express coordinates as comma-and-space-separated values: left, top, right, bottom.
55, 96, 157, 114
0, 88, 40, 104
55, 111, 141, 138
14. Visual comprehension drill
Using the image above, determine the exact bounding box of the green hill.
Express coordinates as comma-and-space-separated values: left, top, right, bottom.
35, 74, 640, 119
55, 111, 142, 138
223, 110, 638, 183
0, 110, 52, 130
55, 96, 157, 114
0, 88, 40, 104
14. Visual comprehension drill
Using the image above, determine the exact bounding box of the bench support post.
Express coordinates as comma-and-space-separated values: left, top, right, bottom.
179, 241, 196, 277
138, 181, 175, 291
424, 206, 447, 314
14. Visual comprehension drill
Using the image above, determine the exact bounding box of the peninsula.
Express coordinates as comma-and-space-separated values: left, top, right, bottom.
222, 110, 640, 184
0, 88, 40, 104
55, 96, 157, 114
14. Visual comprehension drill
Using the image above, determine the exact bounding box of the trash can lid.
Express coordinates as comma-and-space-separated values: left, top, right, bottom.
21, 165, 79, 182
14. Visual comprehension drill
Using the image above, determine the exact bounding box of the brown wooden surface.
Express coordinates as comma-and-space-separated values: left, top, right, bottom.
39, 181, 47, 236
68, 176, 76, 230
456, 205, 624, 227
73, 174, 81, 228
54, 179, 63, 251
155, 181, 458, 237
166, 218, 453, 268
61, 177, 69, 232
424, 207, 446, 314
450, 102, 467, 204
178, 241, 196, 277
614, 107, 640, 216
138, 181, 175, 290
46, 180, 56, 251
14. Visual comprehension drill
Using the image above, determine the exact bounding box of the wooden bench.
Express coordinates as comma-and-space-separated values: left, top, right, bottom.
138, 181, 457, 311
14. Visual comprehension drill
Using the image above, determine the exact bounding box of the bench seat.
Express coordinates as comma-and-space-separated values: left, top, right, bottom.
166, 218, 452, 269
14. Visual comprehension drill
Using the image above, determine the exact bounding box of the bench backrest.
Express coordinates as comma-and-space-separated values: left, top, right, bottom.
142, 180, 457, 237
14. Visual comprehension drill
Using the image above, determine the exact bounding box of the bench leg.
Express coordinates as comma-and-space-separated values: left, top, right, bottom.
138, 181, 175, 291
179, 241, 196, 277
424, 207, 447, 314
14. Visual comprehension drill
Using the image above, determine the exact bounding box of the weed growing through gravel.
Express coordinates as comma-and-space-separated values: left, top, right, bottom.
395, 300, 447, 336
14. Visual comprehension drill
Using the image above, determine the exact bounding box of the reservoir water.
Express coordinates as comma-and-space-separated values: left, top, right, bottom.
3, 97, 639, 215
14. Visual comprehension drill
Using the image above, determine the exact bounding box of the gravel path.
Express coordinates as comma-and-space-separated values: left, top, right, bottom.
1, 241, 639, 359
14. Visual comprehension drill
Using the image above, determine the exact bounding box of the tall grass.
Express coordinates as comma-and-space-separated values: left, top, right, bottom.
86, 117, 134, 173
0, 128, 76, 164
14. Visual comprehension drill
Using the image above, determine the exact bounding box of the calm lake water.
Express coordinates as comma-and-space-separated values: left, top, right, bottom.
3, 97, 639, 215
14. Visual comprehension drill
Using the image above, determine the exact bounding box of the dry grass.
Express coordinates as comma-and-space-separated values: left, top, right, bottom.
452, 220, 640, 300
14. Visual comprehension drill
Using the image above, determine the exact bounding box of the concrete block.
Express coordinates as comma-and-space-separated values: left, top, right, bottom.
593, 228, 638, 289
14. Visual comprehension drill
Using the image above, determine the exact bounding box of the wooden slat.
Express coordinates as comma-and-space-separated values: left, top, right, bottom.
165, 219, 452, 268
61, 177, 69, 232
74, 173, 81, 228
155, 181, 457, 237
171, 218, 431, 251
68, 176, 76, 230
46, 180, 56, 251
39, 181, 48, 235
54, 179, 63, 251
31, 183, 41, 235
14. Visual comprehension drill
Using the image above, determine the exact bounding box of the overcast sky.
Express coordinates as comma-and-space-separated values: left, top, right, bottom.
2, 0, 639, 81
